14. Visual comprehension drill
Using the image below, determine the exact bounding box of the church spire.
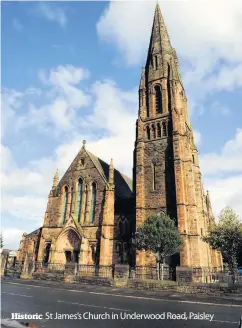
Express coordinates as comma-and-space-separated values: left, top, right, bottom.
146, 3, 172, 68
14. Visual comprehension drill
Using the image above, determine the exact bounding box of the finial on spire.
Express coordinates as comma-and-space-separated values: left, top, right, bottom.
206, 190, 211, 205
139, 67, 145, 89
109, 158, 114, 184
53, 169, 59, 188
82, 140, 86, 149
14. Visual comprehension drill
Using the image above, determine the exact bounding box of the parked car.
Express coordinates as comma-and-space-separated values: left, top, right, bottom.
238, 267, 242, 274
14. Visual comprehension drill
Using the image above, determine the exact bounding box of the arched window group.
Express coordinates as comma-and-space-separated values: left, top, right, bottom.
146, 121, 168, 140
61, 180, 97, 225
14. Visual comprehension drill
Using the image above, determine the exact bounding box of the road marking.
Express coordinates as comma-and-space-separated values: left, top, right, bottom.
58, 300, 131, 311
4, 281, 242, 308
212, 319, 238, 324
2, 291, 33, 298
88, 291, 242, 308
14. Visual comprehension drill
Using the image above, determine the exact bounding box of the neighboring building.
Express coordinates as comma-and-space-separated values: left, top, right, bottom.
17, 228, 42, 263
17, 4, 222, 270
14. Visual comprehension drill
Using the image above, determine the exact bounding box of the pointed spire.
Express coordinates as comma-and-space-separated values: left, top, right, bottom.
109, 158, 114, 185
53, 169, 59, 188
206, 190, 210, 204
146, 2, 172, 66
139, 67, 145, 89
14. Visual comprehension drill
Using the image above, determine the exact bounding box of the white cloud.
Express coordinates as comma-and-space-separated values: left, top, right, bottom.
2, 194, 46, 223
1, 228, 25, 250
200, 129, 242, 175
2, 66, 91, 135
1, 88, 23, 138
205, 175, 242, 219
38, 3, 67, 27
90, 80, 137, 137
201, 128, 242, 218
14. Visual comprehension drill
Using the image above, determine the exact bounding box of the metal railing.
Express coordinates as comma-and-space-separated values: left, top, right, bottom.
34, 262, 113, 278
4, 261, 23, 277
35, 262, 65, 273
130, 265, 175, 281
192, 267, 242, 284
77, 264, 113, 278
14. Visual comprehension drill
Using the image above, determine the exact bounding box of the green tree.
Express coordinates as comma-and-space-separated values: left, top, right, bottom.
203, 206, 242, 283
133, 213, 183, 280
0, 231, 3, 248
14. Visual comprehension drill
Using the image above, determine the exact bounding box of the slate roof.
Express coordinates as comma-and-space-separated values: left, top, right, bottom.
26, 227, 42, 238
86, 150, 133, 199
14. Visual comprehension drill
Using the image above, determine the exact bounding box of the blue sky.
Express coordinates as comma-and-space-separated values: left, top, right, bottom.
1, 1, 242, 249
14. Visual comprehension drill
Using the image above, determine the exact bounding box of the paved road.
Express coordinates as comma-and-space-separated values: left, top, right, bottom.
1, 279, 242, 328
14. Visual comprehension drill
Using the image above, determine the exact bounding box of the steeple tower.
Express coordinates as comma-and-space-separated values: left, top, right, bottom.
133, 3, 222, 270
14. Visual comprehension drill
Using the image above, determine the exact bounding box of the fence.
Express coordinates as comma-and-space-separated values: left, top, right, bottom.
130, 265, 175, 281
13, 262, 242, 284
192, 267, 242, 284
4, 261, 23, 278
34, 262, 113, 278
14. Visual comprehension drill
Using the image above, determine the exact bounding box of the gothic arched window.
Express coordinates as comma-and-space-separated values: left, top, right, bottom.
151, 124, 156, 139
89, 183, 97, 223
62, 186, 68, 224
146, 126, 151, 140
157, 123, 161, 138
76, 179, 83, 222
162, 122, 167, 136
155, 85, 162, 114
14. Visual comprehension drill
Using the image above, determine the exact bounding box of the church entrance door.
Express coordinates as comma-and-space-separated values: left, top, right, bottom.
55, 228, 81, 264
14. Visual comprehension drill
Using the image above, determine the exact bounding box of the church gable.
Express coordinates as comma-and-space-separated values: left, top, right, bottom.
56, 143, 132, 200
57, 145, 108, 191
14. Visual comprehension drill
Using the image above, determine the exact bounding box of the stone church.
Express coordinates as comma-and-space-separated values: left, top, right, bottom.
17, 4, 222, 270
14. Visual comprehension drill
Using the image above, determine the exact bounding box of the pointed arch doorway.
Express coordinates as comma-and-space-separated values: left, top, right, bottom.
55, 228, 81, 264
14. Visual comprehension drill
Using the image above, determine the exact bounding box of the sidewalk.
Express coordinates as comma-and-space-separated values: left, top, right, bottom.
3, 277, 242, 306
